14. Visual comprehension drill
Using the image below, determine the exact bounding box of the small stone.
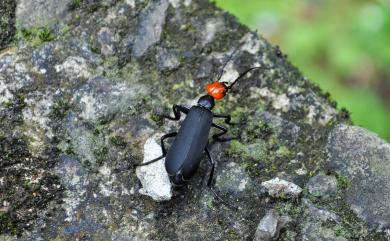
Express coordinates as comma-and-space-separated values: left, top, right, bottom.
261, 177, 302, 198
254, 209, 290, 241
307, 174, 337, 198
132, 0, 169, 57
136, 135, 172, 201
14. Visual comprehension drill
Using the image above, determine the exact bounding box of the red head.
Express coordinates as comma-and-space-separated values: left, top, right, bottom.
204, 67, 263, 101
205, 81, 228, 100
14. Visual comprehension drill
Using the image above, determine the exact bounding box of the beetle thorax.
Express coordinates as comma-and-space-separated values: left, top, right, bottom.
197, 95, 215, 110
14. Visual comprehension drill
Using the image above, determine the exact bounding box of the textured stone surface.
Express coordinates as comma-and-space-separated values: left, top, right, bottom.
0, 0, 16, 49
0, 0, 389, 240
307, 174, 337, 198
303, 199, 340, 223
132, 0, 169, 57
301, 222, 348, 241
327, 124, 390, 233
254, 209, 290, 241
16, 0, 72, 28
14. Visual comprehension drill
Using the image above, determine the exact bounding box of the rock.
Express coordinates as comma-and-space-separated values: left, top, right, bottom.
307, 174, 337, 198
0, 0, 389, 240
0, 0, 16, 50
261, 177, 302, 198
254, 209, 290, 241
16, 0, 72, 28
132, 0, 169, 57
136, 135, 172, 201
327, 124, 390, 232
303, 199, 340, 223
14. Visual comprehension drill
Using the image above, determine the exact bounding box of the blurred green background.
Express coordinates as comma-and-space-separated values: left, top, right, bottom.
214, 0, 390, 141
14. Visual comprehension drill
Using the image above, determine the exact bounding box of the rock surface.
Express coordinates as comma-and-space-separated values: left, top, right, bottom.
0, 0, 16, 49
327, 124, 390, 233
0, 0, 389, 240
307, 174, 337, 198
16, 0, 72, 28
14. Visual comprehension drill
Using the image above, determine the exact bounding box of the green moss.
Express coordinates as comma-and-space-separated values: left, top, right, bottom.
226, 229, 240, 240
275, 145, 291, 159
150, 111, 164, 126
227, 140, 249, 159
15, 26, 55, 46
37, 27, 55, 42
335, 173, 349, 190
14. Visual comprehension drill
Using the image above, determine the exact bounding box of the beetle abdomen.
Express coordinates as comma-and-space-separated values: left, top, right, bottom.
165, 106, 213, 180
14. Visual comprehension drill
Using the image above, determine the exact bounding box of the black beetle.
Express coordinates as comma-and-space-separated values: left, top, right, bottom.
138, 44, 267, 190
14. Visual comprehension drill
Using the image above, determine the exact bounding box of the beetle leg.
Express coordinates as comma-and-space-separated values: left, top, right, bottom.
136, 132, 177, 166
213, 113, 236, 125
163, 104, 189, 121
204, 147, 215, 187
211, 123, 233, 142
204, 147, 239, 211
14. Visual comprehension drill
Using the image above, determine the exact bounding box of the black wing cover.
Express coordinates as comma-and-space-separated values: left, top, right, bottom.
165, 106, 213, 178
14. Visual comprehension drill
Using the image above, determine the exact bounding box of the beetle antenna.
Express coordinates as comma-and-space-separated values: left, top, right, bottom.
226, 66, 269, 91
216, 41, 244, 81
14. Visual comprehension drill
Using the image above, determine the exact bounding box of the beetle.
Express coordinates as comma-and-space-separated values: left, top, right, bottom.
137, 45, 266, 189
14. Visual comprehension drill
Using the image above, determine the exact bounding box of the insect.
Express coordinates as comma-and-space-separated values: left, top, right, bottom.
138, 44, 265, 189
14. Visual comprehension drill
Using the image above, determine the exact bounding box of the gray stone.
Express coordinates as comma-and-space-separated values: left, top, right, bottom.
327, 124, 390, 232
262, 177, 302, 198
132, 0, 169, 57
16, 0, 72, 28
254, 209, 290, 241
307, 174, 337, 198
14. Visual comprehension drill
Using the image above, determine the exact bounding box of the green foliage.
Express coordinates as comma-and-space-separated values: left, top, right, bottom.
336, 173, 350, 190
215, 0, 390, 141
16, 26, 56, 45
